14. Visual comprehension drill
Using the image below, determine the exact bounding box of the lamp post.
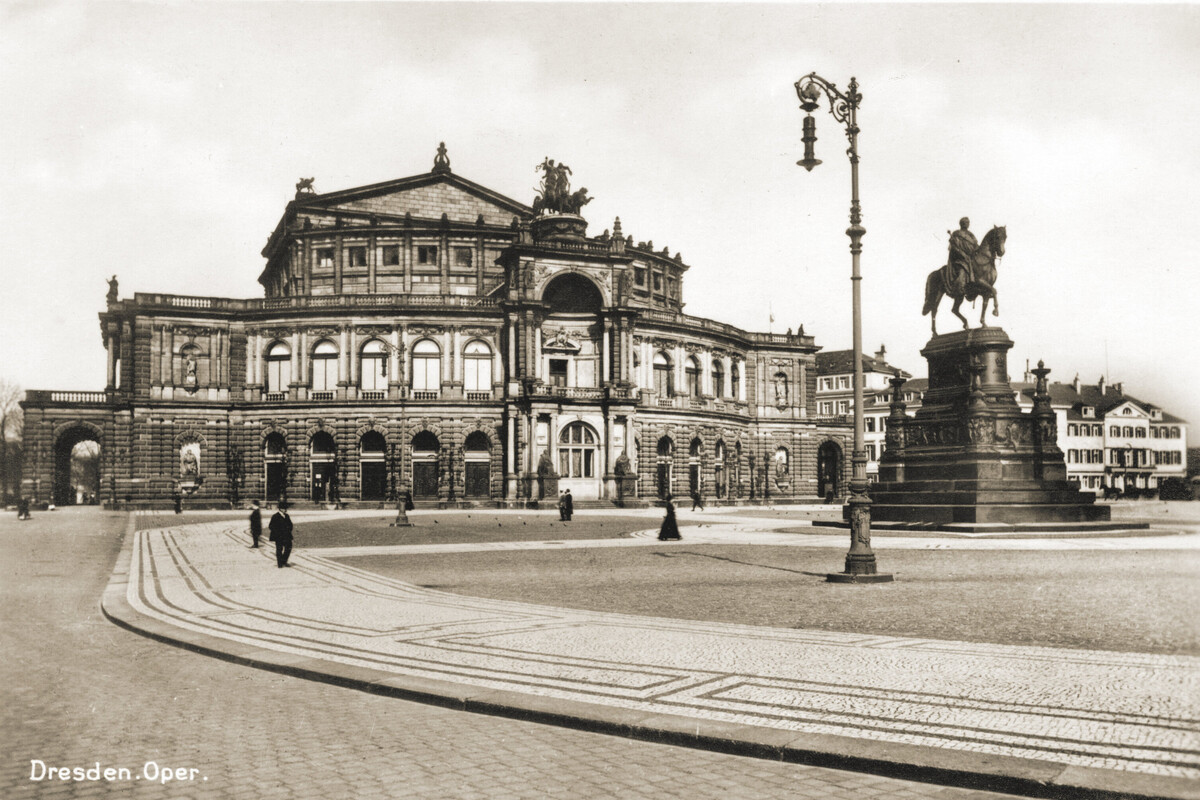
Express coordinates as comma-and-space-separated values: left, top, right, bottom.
795, 72, 892, 583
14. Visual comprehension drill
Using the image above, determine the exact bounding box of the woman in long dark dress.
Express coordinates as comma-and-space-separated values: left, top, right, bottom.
658, 496, 681, 540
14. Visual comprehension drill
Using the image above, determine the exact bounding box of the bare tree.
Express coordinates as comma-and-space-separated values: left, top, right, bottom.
0, 380, 23, 501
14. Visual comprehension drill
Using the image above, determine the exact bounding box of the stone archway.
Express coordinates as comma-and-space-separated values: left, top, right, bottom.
53, 425, 103, 506
817, 440, 844, 500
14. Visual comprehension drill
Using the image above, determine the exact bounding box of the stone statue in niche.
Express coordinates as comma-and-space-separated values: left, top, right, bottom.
773, 373, 788, 407
180, 443, 200, 477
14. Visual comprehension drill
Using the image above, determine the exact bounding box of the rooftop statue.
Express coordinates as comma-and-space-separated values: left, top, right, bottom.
106, 275, 119, 305
432, 142, 451, 174
295, 177, 315, 198
922, 219, 1007, 335
532, 158, 590, 215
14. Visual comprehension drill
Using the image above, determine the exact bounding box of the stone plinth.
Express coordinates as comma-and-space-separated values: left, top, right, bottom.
871, 328, 1110, 526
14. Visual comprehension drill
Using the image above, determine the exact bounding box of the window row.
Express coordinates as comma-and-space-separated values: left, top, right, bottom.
1066, 449, 1105, 464
646, 352, 741, 399
1067, 423, 1104, 437
263, 338, 494, 395
312, 244, 478, 270
1107, 425, 1181, 439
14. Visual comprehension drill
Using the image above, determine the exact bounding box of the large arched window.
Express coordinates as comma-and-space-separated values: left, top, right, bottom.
411, 339, 441, 396
463, 340, 493, 396
711, 360, 725, 398
311, 340, 338, 395
685, 356, 702, 398
463, 431, 491, 497
688, 437, 703, 495
714, 440, 727, 499
654, 352, 674, 396
359, 431, 387, 500
558, 422, 597, 479
731, 362, 741, 399
265, 342, 291, 396
360, 339, 387, 393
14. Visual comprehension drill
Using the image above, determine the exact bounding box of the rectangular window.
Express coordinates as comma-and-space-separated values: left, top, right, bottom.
382, 245, 400, 266
866, 444, 876, 461
316, 248, 334, 268
635, 267, 645, 285
267, 360, 291, 394
549, 359, 568, 388
653, 273, 662, 291
865, 417, 876, 433
417, 245, 438, 265
412, 356, 440, 392
836, 400, 849, 414
464, 358, 492, 392
312, 358, 338, 392
838, 376, 850, 389
454, 247, 473, 267
347, 246, 367, 268
818, 402, 833, 415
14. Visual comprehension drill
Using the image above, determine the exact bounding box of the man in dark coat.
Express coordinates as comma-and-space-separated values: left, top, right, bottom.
248, 501, 262, 548
268, 503, 294, 568
562, 489, 573, 521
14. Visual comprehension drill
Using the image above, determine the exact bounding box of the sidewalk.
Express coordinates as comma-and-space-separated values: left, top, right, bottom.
103, 512, 1200, 800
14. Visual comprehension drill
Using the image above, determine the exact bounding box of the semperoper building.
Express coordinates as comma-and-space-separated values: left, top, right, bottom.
20, 147, 852, 508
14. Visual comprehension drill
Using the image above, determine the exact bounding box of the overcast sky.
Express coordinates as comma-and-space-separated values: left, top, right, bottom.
3, 3, 1198, 442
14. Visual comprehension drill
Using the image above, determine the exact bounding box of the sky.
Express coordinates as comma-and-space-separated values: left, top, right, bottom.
2, 3, 1198, 443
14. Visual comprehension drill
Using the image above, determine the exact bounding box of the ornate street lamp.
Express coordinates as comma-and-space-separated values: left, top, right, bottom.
795, 72, 893, 583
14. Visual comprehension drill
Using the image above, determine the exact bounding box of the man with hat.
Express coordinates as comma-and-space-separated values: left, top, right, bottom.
248, 500, 262, 548
268, 503, 294, 568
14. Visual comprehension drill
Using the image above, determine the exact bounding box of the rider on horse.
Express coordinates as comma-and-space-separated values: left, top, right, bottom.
941, 217, 978, 290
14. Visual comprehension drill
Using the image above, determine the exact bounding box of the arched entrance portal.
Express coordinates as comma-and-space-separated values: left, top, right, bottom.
53, 429, 101, 503
817, 441, 843, 500
463, 431, 491, 498
558, 422, 600, 500
411, 432, 440, 499
54, 427, 102, 506
359, 432, 387, 501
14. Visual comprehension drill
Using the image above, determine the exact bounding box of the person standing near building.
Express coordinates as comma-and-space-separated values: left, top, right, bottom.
172, 484, 182, 515
562, 489, 573, 521
268, 503, 294, 568
248, 500, 262, 548
690, 490, 705, 511
658, 496, 680, 540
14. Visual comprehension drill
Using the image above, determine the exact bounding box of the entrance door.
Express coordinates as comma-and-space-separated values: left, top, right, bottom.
817, 442, 841, 499
465, 462, 489, 497
657, 463, 671, 498
412, 462, 438, 498
360, 462, 386, 500
311, 461, 333, 502
265, 462, 285, 500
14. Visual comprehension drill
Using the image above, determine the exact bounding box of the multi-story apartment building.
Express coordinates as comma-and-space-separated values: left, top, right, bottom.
815, 346, 916, 481
20, 147, 854, 507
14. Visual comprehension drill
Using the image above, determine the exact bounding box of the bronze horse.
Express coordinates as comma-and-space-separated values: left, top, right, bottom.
922, 225, 1006, 335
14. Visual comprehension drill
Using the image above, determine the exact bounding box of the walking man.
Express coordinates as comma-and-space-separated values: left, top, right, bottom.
268, 503, 294, 568
248, 500, 262, 548
562, 488, 573, 521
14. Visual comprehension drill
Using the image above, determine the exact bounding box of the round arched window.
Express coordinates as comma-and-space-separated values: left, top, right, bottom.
360, 339, 387, 391
463, 340, 493, 393
311, 340, 338, 393
558, 422, 598, 478
265, 341, 291, 395
412, 339, 441, 394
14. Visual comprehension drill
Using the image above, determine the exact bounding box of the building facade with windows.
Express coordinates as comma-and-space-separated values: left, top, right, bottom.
21, 148, 853, 507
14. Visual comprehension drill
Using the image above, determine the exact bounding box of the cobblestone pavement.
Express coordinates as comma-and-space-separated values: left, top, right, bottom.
116, 511, 1200, 794
2, 508, 1033, 799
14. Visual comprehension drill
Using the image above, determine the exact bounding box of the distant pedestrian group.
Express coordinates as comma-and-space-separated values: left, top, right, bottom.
558, 489, 573, 521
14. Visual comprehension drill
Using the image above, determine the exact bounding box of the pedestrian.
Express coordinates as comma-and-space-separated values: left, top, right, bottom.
268, 502, 294, 568
558, 491, 567, 521
173, 485, 182, 514
248, 500, 262, 548
690, 490, 704, 511
17, 496, 31, 520
403, 490, 415, 512
563, 488, 573, 521
658, 495, 681, 540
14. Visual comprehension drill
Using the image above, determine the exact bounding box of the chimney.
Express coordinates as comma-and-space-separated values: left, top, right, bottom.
1098, 376, 1106, 395
1114, 381, 1123, 395
1072, 373, 1080, 393
874, 344, 887, 363
1023, 359, 1032, 383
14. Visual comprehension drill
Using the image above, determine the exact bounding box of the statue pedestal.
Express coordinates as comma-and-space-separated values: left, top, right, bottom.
870, 328, 1111, 529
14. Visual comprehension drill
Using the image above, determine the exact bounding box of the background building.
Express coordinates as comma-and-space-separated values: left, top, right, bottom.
21, 148, 853, 507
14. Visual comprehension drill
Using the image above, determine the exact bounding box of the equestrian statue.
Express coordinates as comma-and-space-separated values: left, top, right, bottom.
922, 218, 1007, 335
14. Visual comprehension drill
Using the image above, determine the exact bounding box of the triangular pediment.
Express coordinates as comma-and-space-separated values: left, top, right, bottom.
300, 172, 531, 226
1107, 401, 1147, 419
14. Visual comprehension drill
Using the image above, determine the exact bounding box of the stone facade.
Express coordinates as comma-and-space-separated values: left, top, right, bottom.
21, 149, 852, 507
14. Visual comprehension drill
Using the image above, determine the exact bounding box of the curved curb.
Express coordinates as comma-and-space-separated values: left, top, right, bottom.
101, 515, 1199, 800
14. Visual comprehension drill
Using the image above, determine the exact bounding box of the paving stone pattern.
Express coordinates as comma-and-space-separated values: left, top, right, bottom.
127, 512, 1200, 782
1, 510, 1030, 799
